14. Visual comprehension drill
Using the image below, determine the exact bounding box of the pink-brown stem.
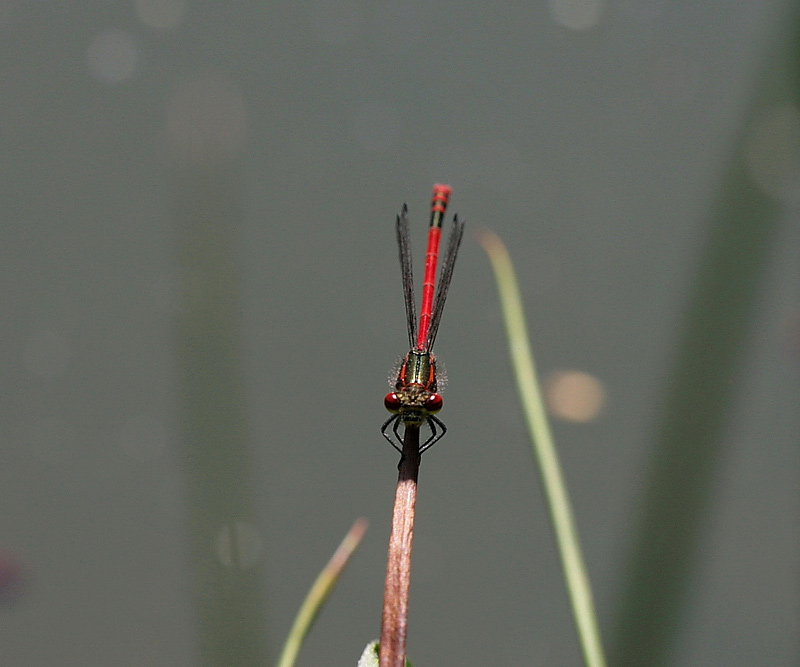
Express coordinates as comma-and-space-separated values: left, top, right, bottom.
379, 426, 421, 667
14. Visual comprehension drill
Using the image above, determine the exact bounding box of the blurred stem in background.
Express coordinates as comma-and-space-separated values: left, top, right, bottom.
610, 7, 799, 666
171, 163, 268, 666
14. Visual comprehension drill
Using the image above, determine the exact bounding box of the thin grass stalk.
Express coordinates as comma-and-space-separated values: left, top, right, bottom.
479, 230, 607, 667
276, 518, 368, 667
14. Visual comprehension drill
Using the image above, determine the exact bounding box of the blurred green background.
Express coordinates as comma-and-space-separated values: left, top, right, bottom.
1, 1, 797, 665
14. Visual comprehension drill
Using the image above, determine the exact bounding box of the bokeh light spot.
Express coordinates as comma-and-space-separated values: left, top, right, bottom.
215, 522, 264, 569
351, 101, 402, 152
548, 0, 603, 31
135, 0, 187, 32
23, 330, 70, 379
546, 370, 606, 422
165, 71, 248, 162
86, 29, 138, 84
118, 415, 167, 462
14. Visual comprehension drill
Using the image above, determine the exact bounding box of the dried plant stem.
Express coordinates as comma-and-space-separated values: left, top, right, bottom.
379, 426, 421, 667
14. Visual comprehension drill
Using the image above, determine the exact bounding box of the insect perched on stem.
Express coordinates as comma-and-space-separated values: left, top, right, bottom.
382, 185, 465, 454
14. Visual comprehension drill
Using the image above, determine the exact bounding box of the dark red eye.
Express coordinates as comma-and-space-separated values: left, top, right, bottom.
424, 393, 443, 413
384, 392, 402, 413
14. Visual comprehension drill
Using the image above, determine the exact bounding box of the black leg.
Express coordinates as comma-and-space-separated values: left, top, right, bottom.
392, 416, 405, 451
381, 414, 403, 453
420, 415, 447, 453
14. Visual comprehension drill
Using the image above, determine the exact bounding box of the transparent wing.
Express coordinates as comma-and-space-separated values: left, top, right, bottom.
396, 204, 417, 349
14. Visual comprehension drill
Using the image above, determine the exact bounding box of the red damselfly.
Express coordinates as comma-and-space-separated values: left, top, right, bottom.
382, 185, 465, 454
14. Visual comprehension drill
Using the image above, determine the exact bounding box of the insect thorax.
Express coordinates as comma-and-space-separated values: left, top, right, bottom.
396, 349, 437, 392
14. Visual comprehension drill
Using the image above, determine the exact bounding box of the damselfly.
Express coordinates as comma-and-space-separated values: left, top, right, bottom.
382, 185, 465, 454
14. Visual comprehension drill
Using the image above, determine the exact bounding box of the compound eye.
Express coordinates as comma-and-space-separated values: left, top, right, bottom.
424, 393, 443, 413
384, 392, 402, 413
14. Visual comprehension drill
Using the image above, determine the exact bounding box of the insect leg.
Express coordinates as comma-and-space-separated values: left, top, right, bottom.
381, 414, 403, 453
420, 415, 447, 453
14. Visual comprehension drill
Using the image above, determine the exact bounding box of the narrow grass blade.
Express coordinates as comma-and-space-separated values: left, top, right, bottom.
479, 230, 607, 667
276, 518, 369, 667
